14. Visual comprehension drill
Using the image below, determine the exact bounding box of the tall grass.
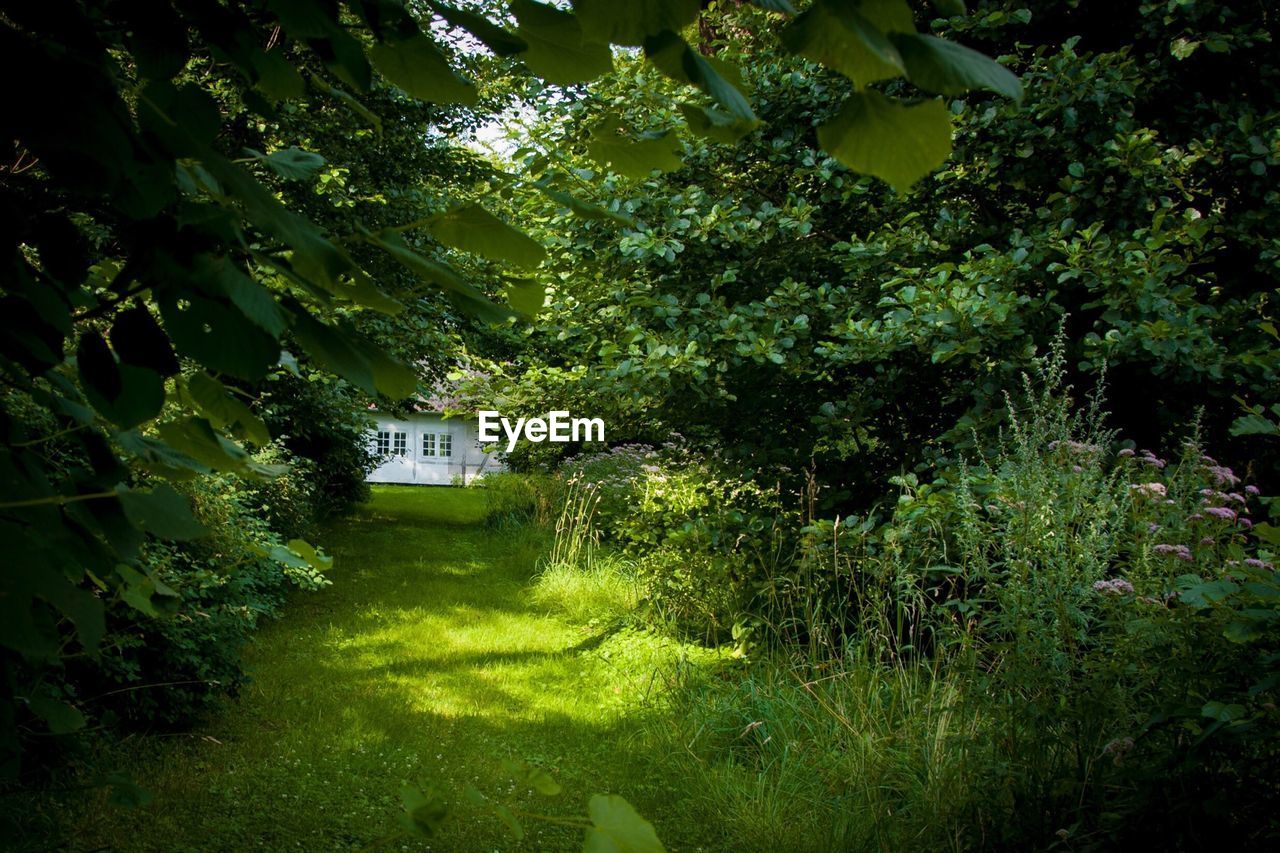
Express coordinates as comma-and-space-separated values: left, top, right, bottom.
530, 475, 639, 624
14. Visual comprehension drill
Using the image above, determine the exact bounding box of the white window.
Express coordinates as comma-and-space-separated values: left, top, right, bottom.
375, 431, 391, 455
439, 433, 452, 457
422, 433, 436, 456
392, 431, 407, 456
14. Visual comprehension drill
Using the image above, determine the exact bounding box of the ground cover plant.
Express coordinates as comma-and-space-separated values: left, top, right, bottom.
3, 0, 1280, 850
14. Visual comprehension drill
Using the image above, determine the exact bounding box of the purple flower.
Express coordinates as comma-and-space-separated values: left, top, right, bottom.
1153, 543, 1194, 562
1187, 513, 1204, 522
1244, 558, 1276, 571
1094, 578, 1135, 596
1206, 465, 1240, 486
1246, 485, 1261, 496
1117, 448, 1136, 458
1226, 492, 1247, 505
1131, 482, 1167, 497
1200, 537, 1215, 546
1072, 465, 1084, 473
1205, 506, 1238, 522
1146, 522, 1161, 534
1239, 517, 1254, 530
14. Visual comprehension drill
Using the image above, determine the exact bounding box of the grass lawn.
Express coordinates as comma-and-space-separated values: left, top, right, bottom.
47, 486, 718, 851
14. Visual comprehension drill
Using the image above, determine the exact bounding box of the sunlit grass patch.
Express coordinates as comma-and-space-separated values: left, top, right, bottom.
39, 485, 717, 851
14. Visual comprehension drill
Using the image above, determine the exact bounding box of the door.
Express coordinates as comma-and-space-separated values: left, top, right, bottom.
414, 420, 455, 485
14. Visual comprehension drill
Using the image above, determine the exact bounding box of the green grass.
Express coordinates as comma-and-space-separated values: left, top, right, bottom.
40, 486, 719, 851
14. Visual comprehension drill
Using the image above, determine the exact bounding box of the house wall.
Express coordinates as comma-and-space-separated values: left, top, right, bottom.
366, 413, 505, 485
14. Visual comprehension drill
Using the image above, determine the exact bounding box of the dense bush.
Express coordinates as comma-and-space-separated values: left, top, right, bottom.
47, 471, 331, 736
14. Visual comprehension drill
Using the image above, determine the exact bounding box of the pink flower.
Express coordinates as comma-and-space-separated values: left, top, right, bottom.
1205, 506, 1238, 522
1117, 448, 1136, 458
1131, 482, 1167, 497
1153, 543, 1194, 562
1246, 485, 1261, 496
1093, 578, 1135, 596
1206, 465, 1240, 486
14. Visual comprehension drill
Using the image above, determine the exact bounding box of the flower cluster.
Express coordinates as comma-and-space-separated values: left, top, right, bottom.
1093, 577, 1135, 596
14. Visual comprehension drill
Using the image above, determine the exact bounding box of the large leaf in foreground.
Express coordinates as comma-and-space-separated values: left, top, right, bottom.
512, 0, 613, 84
818, 89, 952, 190
586, 119, 684, 179
892, 33, 1023, 100
426, 204, 547, 268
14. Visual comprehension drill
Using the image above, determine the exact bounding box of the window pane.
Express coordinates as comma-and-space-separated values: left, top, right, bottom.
393, 432, 407, 456
439, 433, 452, 457
376, 431, 390, 454
423, 433, 436, 456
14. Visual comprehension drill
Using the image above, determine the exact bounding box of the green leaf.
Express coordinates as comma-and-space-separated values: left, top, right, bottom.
931, 0, 967, 17
110, 305, 180, 377
370, 35, 478, 105
366, 230, 515, 323
158, 292, 281, 381
156, 416, 285, 477
891, 33, 1022, 100
781, 0, 914, 87
27, 695, 85, 735
250, 48, 306, 101
426, 204, 547, 268
679, 103, 758, 144
186, 373, 271, 446
749, 0, 797, 12
252, 146, 327, 180
199, 158, 401, 314
105, 772, 153, 809
817, 89, 952, 190
268, 0, 371, 90
534, 181, 637, 226
504, 278, 547, 317
399, 783, 449, 837
1201, 701, 1246, 722
644, 31, 757, 125
114, 563, 181, 617
494, 803, 524, 840
289, 307, 421, 398
527, 766, 562, 796
286, 538, 334, 571
117, 483, 207, 541
573, 0, 699, 46
585, 795, 665, 853
512, 0, 613, 84
77, 332, 165, 430
586, 119, 684, 179
427, 2, 527, 56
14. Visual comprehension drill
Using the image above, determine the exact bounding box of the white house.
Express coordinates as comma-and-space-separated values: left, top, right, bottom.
366, 410, 505, 485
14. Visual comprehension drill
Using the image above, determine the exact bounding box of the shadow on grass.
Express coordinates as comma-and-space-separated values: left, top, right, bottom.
10, 486, 712, 851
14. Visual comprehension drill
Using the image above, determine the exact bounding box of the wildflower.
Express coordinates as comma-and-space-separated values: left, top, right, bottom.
1153, 543, 1193, 562
1206, 465, 1240, 486
1187, 513, 1204, 522
1226, 492, 1247, 505
1244, 558, 1276, 571
1246, 485, 1261, 496
1093, 578, 1135, 595
1131, 482, 1167, 497
1072, 465, 1083, 473
1200, 537, 1215, 546
1205, 506, 1238, 522
1239, 517, 1254, 530
1146, 522, 1161, 534
1139, 451, 1167, 469
1101, 736, 1135, 765
1117, 448, 1136, 458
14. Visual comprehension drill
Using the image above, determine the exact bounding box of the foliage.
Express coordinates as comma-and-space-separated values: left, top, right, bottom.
493, 0, 1280, 514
